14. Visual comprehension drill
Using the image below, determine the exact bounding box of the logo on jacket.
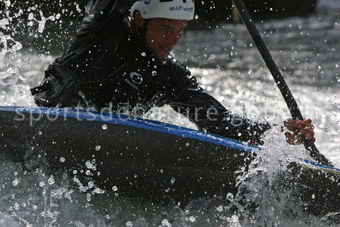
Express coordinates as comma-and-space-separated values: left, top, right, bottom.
130, 72, 144, 84
125, 72, 144, 90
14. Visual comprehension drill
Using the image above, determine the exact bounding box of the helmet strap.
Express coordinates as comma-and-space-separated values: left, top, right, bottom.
141, 19, 150, 40
135, 18, 150, 47
132, 18, 156, 58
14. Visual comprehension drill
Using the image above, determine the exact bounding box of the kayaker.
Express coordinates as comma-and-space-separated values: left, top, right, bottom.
31, 0, 315, 146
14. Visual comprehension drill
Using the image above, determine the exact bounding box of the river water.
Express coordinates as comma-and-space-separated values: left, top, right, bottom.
0, 1, 340, 226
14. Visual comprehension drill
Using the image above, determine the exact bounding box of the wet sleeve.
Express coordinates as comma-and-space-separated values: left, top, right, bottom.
168, 67, 271, 145
80, 0, 135, 32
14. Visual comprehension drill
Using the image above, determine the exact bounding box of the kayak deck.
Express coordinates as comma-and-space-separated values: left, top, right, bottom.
0, 106, 340, 214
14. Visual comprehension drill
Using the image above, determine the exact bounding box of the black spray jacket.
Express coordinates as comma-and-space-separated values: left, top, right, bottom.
31, 0, 271, 145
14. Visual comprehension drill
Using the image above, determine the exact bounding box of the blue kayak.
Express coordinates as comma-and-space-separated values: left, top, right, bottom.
0, 106, 339, 215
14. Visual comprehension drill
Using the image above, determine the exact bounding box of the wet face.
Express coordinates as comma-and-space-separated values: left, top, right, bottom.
145, 19, 187, 59
135, 14, 187, 59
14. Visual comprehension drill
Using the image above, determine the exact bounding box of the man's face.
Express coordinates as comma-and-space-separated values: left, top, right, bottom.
144, 18, 187, 59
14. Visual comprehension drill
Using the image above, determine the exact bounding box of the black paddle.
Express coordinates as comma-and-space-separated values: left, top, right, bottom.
232, 0, 332, 166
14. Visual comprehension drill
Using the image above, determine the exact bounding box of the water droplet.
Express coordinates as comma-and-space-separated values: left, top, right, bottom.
86, 160, 96, 171
95, 145, 101, 151
39, 181, 45, 187
226, 192, 234, 201
12, 178, 19, 187
152, 71, 157, 76
48, 177, 55, 185
102, 124, 107, 130
88, 181, 94, 188
141, 52, 146, 57
87, 193, 91, 202
14, 203, 20, 210
5, 0, 11, 7
187, 216, 196, 223
216, 205, 223, 212
161, 219, 172, 226
112, 186, 118, 192
60, 157, 65, 163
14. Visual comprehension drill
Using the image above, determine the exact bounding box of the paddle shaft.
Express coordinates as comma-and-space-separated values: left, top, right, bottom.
232, 0, 331, 166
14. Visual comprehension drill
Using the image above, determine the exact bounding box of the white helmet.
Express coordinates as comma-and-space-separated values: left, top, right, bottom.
130, 0, 195, 21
